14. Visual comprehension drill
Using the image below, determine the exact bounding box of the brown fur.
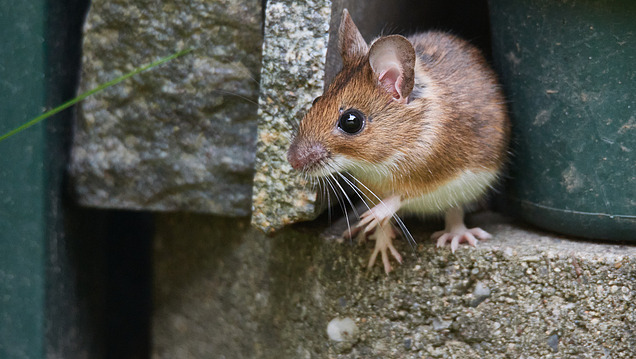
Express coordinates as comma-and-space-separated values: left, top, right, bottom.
289, 11, 510, 202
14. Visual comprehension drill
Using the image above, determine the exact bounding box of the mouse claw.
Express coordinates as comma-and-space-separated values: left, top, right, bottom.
450, 235, 461, 253
463, 232, 479, 247
468, 227, 492, 241
342, 224, 364, 241
434, 227, 491, 252
435, 233, 450, 248
342, 207, 382, 242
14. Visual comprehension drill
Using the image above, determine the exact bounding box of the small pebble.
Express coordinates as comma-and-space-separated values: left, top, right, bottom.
404, 338, 412, 350
432, 317, 452, 331
547, 334, 559, 352
503, 247, 514, 257
471, 281, 492, 307
327, 317, 358, 342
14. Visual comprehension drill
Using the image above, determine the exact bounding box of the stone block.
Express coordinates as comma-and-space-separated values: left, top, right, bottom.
250, 0, 332, 233
71, 0, 262, 216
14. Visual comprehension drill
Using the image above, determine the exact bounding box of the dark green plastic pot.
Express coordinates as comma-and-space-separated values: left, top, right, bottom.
489, 0, 635, 240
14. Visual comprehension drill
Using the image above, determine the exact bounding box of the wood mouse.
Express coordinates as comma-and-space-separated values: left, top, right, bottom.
287, 10, 510, 273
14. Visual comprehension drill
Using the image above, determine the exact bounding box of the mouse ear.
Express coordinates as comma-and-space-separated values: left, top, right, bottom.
339, 9, 369, 63
368, 35, 416, 104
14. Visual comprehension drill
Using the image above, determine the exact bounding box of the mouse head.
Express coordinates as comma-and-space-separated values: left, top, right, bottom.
287, 9, 418, 177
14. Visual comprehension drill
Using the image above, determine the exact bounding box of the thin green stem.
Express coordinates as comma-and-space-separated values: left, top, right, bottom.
0, 48, 193, 142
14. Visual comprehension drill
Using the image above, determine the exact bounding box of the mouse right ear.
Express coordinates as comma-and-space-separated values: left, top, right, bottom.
368, 35, 416, 104
339, 9, 369, 64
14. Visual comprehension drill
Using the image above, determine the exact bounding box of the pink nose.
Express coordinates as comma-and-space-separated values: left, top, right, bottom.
287, 140, 327, 172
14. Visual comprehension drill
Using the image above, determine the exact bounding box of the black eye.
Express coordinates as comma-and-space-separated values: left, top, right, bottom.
338, 109, 365, 135
312, 96, 322, 106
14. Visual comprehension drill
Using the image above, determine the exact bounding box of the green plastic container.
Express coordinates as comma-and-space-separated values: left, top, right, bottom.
489, 0, 635, 240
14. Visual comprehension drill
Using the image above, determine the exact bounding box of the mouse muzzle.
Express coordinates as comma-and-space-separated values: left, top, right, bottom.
287, 139, 329, 174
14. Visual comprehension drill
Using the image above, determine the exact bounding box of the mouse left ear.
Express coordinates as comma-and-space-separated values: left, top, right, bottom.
339, 9, 369, 64
368, 35, 416, 104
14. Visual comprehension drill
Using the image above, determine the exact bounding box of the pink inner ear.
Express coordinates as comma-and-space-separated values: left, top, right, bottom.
379, 67, 402, 99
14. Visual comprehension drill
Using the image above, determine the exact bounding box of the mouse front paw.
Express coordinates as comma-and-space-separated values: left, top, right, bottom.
431, 227, 491, 253
341, 195, 402, 243
367, 221, 402, 273
339, 195, 404, 273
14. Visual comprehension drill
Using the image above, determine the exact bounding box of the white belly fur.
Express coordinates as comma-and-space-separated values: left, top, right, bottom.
400, 169, 499, 215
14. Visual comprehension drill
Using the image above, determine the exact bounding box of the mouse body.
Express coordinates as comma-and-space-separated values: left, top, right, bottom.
287, 10, 510, 273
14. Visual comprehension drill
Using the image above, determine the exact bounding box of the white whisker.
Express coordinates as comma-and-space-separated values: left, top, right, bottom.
324, 175, 351, 239
321, 177, 332, 225
336, 173, 372, 212
346, 172, 417, 249
336, 172, 399, 248
328, 173, 356, 239
329, 173, 360, 220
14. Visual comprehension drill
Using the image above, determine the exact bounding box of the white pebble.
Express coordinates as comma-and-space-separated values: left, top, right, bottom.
326, 317, 358, 342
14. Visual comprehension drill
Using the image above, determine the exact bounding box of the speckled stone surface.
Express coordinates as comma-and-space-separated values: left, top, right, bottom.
250, 0, 332, 233
70, 0, 262, 216
152, 212, 636, 358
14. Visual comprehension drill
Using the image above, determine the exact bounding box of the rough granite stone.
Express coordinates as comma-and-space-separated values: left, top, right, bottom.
71, 0, 262, 216
250, 0, 332, 233
153, 212, 636, 358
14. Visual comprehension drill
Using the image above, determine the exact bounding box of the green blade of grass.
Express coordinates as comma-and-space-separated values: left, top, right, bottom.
0, 48, 193, 143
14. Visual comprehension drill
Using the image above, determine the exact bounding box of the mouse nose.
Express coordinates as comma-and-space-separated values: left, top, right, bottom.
287, 140, 328, 172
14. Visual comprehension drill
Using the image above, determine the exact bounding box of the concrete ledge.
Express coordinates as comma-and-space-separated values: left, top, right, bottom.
152, 212, 635, 358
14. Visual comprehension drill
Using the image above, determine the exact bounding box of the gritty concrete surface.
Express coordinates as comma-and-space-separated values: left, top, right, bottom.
152, 211, 635, 358
71, 0, 262, 216
251, 0, 332, 233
